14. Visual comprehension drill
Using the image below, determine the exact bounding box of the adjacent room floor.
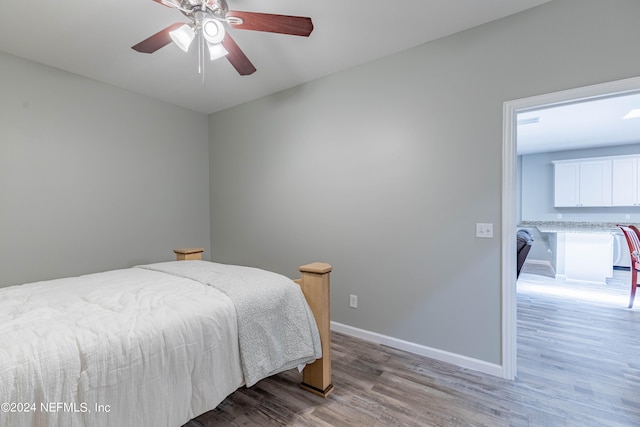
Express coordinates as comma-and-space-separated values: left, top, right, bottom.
187, 269, 640, 426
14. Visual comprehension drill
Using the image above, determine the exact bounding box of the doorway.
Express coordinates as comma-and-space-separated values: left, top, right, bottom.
501, 75, 640, 380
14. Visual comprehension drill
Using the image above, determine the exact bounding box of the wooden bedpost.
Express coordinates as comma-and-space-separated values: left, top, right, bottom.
173, 248, 204, 261
297, 262, 333, 398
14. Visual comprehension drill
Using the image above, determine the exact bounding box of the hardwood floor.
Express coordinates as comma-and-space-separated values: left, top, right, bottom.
187, 271, 640, 426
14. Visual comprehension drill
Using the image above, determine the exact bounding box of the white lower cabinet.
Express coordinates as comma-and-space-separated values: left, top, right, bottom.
556, 232, 613, 284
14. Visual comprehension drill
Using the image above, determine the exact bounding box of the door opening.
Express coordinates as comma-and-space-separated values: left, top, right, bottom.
501, 76, 640, 380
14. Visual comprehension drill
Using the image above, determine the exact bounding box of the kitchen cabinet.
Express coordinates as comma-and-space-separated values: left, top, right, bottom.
553, 159, 612, 207
612, 155, 640, 206
552, 231, 614, 284
553, 162, 579, 207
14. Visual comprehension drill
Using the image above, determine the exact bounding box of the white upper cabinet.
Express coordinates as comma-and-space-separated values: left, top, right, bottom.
612, 155, 640, 206
553, 158, 612, 207
579, 159, 612, 206
554, 161, 580, 207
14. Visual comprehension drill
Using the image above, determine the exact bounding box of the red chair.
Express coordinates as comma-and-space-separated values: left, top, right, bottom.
617, 224, 640, 308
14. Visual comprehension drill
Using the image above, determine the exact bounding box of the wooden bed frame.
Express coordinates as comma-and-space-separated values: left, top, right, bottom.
173, 248, 334, 397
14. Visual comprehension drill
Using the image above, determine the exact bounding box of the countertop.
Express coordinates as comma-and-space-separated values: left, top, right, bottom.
518, 221, 628, 234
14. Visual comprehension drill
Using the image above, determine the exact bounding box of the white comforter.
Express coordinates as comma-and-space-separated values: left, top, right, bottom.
0, 262, 321, 427
140, 262, 322, 387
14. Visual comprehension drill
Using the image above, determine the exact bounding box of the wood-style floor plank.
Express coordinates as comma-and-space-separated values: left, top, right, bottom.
186, 270, 640, 426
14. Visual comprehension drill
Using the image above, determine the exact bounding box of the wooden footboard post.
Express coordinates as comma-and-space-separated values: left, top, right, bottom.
297, 262, 333, 398
173, 248, 204, 261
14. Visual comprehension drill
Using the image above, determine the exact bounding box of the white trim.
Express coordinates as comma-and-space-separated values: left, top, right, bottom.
502, 99, 518, 379
331, 321, 503, 378
502, 75, 640, 380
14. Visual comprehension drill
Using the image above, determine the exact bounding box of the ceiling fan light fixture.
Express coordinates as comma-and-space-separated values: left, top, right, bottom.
169, 24, 195, 52
202, 18, 225, 44
132, 0, 313, 77
207, 42, 229, 61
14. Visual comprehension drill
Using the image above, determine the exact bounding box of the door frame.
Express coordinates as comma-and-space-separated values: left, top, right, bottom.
501, 76, 640, 380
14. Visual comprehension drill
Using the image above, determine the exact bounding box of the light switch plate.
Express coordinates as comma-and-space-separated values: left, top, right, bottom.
476, 223, 494, 238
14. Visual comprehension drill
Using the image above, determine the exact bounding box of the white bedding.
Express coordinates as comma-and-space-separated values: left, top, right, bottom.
0, 261, 321, 427
140, 261, 322, 387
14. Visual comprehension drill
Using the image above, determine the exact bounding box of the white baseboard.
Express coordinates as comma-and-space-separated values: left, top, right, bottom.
330, 321, 503, 378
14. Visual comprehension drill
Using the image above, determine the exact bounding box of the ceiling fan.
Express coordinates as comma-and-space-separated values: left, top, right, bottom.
132, 0, 314, 76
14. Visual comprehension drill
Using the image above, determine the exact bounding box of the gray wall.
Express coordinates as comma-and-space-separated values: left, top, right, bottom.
209, 0, 640, 365
521, 143, 640, 223
0, 52, 211, 288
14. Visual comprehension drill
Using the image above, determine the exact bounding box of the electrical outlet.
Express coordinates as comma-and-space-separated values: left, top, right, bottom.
476, 223, 494, 238
349, 294, 358, 308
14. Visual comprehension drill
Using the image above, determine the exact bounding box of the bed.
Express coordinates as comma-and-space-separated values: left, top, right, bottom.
0, 249, 333, 427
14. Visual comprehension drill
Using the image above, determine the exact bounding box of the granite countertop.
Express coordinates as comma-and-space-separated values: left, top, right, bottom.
518, 221, 628, 234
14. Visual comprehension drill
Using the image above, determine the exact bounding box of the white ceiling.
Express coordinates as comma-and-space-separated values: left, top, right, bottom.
517, 92, 640, 155
0, 0, 550, 115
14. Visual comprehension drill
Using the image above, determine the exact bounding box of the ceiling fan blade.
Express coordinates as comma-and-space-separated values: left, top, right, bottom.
227, 11, 313, 37
132, 22, 184, 53
152, 0, 180, 8
221, 34, 256, 76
